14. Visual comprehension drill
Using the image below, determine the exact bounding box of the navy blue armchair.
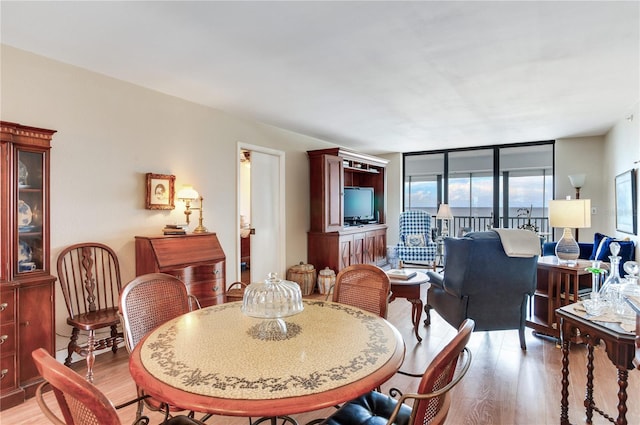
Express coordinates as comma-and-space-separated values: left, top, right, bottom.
425, 231, 538, 350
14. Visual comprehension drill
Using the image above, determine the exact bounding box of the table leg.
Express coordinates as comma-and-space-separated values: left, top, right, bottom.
408, 298, 423, 343
616, 368, 629, 425
585, 343, 595, 424
560, 320, 571, 425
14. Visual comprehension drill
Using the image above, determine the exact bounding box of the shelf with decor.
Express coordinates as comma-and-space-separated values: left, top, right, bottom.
307, 148, 388, 273
1, 121, 56, 411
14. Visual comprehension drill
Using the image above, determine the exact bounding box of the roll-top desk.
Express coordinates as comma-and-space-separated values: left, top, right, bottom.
135, 233, 226, 307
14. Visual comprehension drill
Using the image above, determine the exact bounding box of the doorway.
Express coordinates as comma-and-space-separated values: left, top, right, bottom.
238, 144, 286, 284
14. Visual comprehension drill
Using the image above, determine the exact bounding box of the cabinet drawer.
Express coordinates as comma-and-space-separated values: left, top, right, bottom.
0, 323, 16, 354
167, 263, 223, 283
188, 279, 225, 300
0, 355, 17, 391
0, 291, 16, 323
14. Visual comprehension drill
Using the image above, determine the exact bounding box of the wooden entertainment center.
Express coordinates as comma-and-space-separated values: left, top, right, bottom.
307, 148, 388, 273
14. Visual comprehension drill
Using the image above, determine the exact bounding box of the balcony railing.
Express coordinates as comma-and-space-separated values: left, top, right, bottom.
440, 215, 550, 238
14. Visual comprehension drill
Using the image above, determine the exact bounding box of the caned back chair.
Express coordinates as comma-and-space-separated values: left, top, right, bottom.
332, 264, 391, 318
119, 273, 201, 420
56, 242, 124, 382
32, 348, 205, 425
319, 319, 474, 425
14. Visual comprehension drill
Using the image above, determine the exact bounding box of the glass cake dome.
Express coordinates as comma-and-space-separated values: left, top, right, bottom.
241, 272, 304, 318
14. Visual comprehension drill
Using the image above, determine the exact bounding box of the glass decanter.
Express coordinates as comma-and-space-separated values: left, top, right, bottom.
599, 242, 625, 313
623, 261, 639, 285
615, 261, 640, 319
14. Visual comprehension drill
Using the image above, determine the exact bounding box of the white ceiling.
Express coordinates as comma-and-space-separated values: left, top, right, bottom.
1, 1, 638, 154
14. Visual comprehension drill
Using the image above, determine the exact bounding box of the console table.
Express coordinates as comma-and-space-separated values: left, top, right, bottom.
557, 303, 637, 425
527, 256, 592, 339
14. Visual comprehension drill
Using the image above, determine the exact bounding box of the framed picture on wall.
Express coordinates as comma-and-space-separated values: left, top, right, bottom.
615, 168, 637, 235
145, 173, 175, 210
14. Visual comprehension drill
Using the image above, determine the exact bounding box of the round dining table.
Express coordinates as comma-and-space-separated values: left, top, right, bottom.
129, 300, 405, 418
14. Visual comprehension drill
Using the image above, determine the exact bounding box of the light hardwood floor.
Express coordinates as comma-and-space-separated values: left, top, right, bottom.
1, 286, 638, 425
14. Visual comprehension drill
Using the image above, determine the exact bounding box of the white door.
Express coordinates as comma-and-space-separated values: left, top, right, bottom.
238, 145, 285, 282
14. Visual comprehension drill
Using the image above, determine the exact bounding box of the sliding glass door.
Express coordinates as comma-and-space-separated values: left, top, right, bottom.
403, 142, 553, 238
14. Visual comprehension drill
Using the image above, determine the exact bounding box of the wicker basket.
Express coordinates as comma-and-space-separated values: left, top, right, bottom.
317, 267, 336, 295
286, 262, 316, 295
226, 282, 247, 302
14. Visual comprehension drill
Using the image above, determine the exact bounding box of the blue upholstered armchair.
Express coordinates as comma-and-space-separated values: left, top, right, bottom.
425, 231, 538, 350
395, 210, 438, 266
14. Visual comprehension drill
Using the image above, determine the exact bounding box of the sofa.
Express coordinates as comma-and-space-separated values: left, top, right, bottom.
542, 232, 636, 275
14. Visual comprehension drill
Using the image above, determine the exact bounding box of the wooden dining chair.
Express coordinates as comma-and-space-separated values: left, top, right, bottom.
56, 242, 125, 382
317, 319, 474, 425
119, 273, 203, 421
32, 348, 206, 425
332, 264, 391, 318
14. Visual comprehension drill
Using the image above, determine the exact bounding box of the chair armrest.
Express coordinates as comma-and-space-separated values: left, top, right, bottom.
35, 382, 66, 425
426, 270, 460, 298
426, 271, 443, 288
188, 294, 202, 311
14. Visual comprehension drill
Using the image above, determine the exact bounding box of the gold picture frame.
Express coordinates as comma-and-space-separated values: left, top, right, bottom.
145, 173, 175, 210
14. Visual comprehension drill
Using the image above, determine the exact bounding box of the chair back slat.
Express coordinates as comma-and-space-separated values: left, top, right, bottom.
32, 348, 122, 425
57, 243, 122, 319
119, 273, 193, 352
333, 264, 390, 318
412, 319, 474, 425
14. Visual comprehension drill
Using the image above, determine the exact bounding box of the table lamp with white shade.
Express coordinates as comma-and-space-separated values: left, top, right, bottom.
436, 203, 454, 237
548, 198, 591, 264
177, 185, 207, 233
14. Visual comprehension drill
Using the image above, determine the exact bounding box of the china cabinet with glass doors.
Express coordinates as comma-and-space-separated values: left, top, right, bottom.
0, 121, 56, 410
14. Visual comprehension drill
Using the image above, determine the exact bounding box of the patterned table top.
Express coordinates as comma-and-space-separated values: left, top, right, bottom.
135, 300, 403, 411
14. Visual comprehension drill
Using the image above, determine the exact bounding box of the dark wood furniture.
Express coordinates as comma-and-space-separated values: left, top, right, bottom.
56, 242, 125, 382
0, 121, 56, 410
129, 301, 404, 418
526, 256, 592, 339
387, 271, 430, 342
558, 303, 637, 425
307, 148, 388, 272
135, 233, 226, 307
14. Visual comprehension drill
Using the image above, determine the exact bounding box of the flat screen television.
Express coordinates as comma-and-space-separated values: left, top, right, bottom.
344, 186, 375, 223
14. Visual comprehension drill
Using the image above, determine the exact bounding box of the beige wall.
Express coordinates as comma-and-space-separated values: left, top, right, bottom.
554, 136, 605, 243
1, 45, 339, 351
604, 102, 640, 263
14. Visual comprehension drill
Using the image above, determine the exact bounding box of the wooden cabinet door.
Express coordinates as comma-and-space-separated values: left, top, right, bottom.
323, 155, 344, 232
374, 229, 387, 264
363, 231, 376, 264
18, 280, 54, 395
352, 232, 364, 265
339, 235, 352, 270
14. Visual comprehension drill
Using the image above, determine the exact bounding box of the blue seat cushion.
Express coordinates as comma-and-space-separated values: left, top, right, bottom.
322, 391, 411, 425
